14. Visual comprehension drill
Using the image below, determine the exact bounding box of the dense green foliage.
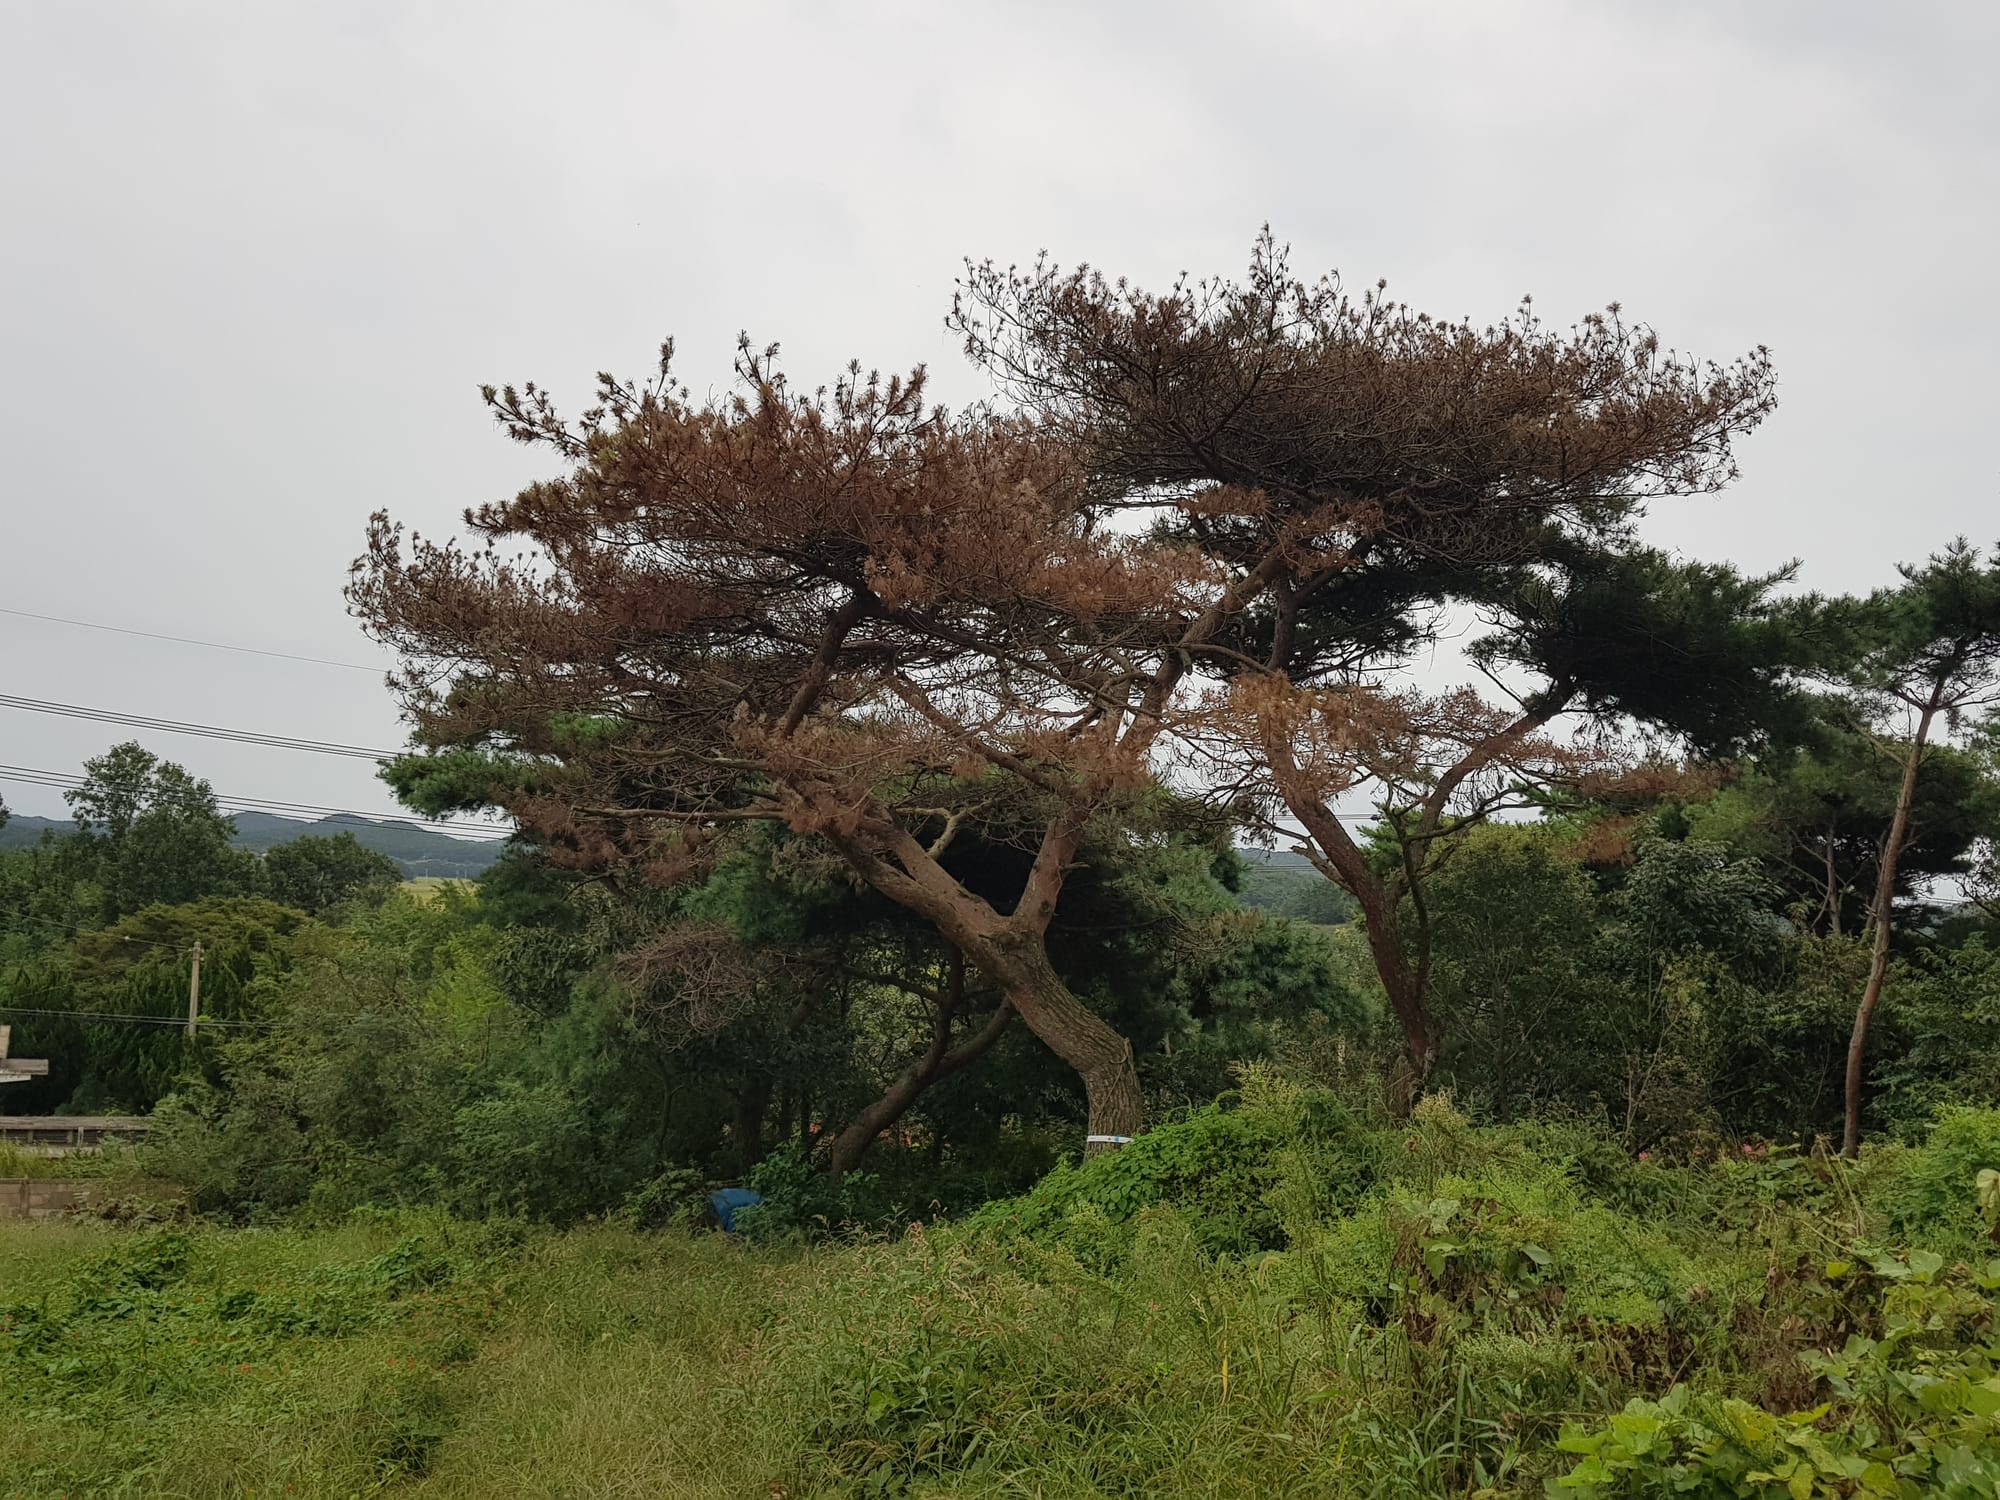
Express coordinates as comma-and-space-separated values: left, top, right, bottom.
259, 833, 402, 916
1235, 850, 1359, 925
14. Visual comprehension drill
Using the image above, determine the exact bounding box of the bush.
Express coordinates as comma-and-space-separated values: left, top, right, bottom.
959, 1069, 1380, 1263
729, 1144, 875, 1240
1869, 1106, 2000, 1246
447, 1079, 605, 1221
1551, 1251, 2000, 1497
617, 1167, 711, 1230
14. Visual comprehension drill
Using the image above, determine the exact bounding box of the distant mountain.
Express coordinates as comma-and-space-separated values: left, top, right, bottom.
1236, 847, 1316, 870
0, 809, 505, 879
0, 815, 70, 848
1232, 846, 1354, 924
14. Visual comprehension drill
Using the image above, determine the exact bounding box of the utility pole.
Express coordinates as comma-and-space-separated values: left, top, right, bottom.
186, 942, 203, 1039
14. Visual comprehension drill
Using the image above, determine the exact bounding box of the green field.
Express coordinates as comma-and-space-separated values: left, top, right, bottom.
1, 1216, 774, 1499
10, 1096, 2000, 1499
398, 876, 471, 906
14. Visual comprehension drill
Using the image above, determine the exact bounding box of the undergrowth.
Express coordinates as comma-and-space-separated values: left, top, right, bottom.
6, 1088, 2000, 1496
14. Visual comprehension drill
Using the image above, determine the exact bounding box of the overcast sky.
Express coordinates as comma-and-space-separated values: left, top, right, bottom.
2, 0, 1995, 827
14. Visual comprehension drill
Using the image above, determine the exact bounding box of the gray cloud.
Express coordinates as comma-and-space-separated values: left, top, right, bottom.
2, 0, 1993, 819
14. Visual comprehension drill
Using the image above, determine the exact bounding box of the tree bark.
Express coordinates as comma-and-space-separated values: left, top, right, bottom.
1284, 791, 1435, 1106
825, 998, 1013, 1178
1254, 681, 1564, 1110
1842, 702, 1937, 1159
921, 918, 1140, 1149
733, 1074, 771, 1172
986, 938, 1141, 1149
1351, 879, 1435, 1104
823, 820, 1145, 1151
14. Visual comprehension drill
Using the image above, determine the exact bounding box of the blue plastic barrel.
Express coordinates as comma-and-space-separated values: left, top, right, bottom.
707, 1186, 762, 1233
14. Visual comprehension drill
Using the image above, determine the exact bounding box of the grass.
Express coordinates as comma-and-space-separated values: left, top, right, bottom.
2, 1214, 1491, 1498
6, 1098, 2000, 1497
0, 1215, 801, 1499
0, 1142, 147, 1181
398, 878, 470, 906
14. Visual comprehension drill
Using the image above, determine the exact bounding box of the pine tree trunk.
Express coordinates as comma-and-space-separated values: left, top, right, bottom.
824, 825, 1144, 1154
980, 937, 1141, 1151
1843, 704, 1937, 1159
1309, 835, 1435, 1112
1355, 895, 1436, 1110
825, 1002, 1012, 1178
1282, 794, 1438, 1112
733, 1075, 771, 1173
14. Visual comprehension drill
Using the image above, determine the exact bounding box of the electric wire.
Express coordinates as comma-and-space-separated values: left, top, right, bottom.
0, 763, 512, 840
0, 611, 509, 1043
0, 907, 247, 956
0, 694, 397, 760
0, 1004, 275, 1030
0, 611, 1397, 830
0, 605, 383, 673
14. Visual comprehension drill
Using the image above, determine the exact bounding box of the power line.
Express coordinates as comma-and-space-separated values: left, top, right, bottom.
0, 1004, 275, 1030
0, 764, 507, 833
1, 909, 200, 955
0, 764, 513, 841
0, 694, 398, 760
0, 605, 383, 674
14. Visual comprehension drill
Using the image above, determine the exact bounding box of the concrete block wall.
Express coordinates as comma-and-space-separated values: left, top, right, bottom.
0, 1179, 98, 1218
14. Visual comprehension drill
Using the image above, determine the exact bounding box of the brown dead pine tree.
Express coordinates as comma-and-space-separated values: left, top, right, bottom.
953, 233, 1782, 1092
350, 341, 1243, 1147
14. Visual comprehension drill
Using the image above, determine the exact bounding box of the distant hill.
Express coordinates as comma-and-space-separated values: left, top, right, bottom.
0, 809, 505, 879
0, 819, 1330, 891
0, 815, 68, 848
1236, 847, 1316, 870
1231, 846, 1354, 924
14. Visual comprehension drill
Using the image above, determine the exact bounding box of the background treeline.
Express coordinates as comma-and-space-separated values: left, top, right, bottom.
0, 800, 503, 879
4, 706, 1996, 1231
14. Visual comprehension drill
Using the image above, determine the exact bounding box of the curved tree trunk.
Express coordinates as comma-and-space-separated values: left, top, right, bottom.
825, 999, 1013, 1178
1351, 886, 1435, 1109
952, 932, 1141, 1151
1259, 681, 1564, 1115
1015, 966, 1142, 1149
824, 820, 1145, 1153
1843, 703, 1937, 1159
1285, 795, 1436, 1113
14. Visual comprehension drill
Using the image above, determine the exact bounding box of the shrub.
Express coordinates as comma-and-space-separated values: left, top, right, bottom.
733, 1143, 901, 1241
1870, 1106, 2000, 1247
1551, 1251, 2000, 1497
447, 1078, 605, 1221
965, 1101, 1292, 1268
